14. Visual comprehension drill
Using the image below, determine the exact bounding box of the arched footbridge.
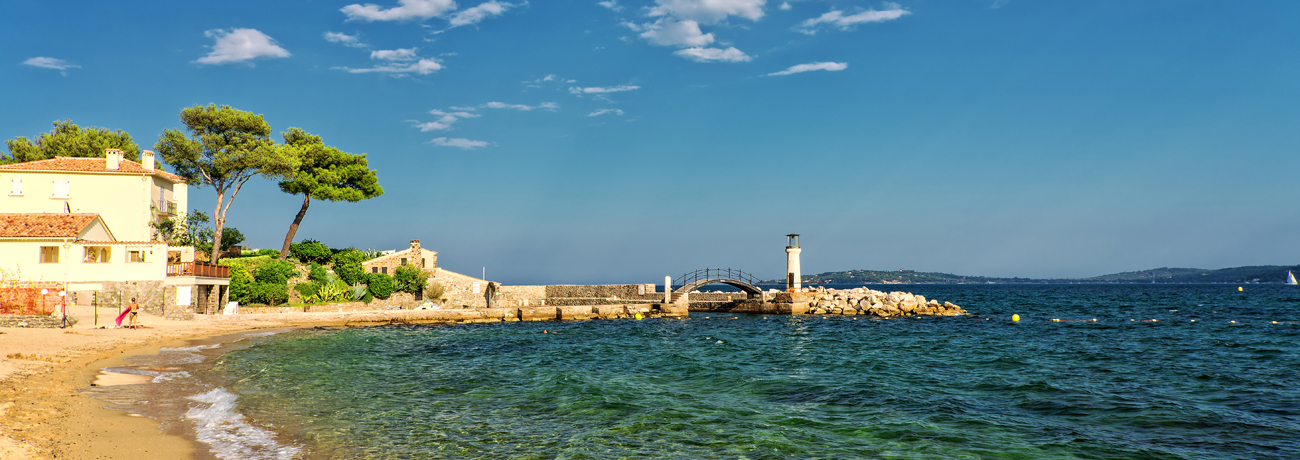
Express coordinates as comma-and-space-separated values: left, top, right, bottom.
672, 268, 765, 303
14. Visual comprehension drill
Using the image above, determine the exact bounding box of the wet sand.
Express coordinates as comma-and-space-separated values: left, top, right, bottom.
0, 305, 422, 459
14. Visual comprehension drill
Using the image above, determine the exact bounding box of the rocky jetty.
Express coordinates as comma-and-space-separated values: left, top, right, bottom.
804, 287, 967, 316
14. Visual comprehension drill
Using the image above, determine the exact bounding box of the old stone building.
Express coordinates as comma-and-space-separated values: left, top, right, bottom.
361, 240, 437, 275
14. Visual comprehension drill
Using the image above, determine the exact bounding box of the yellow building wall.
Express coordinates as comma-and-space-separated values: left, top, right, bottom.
0, 170, 188, 242
0, 240, 168, 285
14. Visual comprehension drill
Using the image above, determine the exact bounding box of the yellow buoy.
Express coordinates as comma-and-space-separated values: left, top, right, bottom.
1238, 287, 1243, 292
1012, 314, 1020, 322
635, 313, 642, 320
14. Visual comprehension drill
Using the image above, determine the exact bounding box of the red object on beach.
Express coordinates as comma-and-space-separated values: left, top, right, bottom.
115, 306, 132, 326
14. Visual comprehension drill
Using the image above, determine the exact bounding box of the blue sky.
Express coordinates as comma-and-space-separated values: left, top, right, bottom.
4, 0, 1298, 284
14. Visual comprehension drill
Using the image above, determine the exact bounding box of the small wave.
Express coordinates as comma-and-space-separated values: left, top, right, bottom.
185, 388, 303, 460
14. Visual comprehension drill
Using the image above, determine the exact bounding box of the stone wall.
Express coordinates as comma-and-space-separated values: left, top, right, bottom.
544, 284, 657, 298
429, 268, 490, 308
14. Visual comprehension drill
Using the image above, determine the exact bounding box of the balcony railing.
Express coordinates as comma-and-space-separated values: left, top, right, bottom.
167, 262, 229, 278
156, 199, 178, 215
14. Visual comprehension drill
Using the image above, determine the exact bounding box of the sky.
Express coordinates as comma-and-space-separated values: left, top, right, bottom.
3, 0, 1299, 284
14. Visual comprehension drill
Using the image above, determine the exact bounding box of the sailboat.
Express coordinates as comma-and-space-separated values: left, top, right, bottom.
1287, 271, 1298, 285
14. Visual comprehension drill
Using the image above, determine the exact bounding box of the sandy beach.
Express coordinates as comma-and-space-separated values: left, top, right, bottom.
0, 305, 380, 459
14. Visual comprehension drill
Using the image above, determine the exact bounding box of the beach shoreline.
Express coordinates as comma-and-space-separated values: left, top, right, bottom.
0, 306, 420, 459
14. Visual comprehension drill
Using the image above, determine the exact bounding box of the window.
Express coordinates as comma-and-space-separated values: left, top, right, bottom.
9, 179, 21, 196
371, 267, 378, 273
52, 179, 70, 199
40, 246, 59, 263
400, 258, 407, 266
127, 250, 146, 263
382, 267, 388, 275
84, 246, 111, 263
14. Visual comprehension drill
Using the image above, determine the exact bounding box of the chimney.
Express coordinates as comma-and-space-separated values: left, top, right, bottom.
410, 240, 423, 268
105, 148, 122, 170
141, 150, 156, 171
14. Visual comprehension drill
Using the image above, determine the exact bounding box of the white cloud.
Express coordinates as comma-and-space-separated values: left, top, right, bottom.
588, 109, 625, 117
196, 28, 291, 65
598, 0, 621, 11
324, 32, 368, 48
411, 108, 480, 131
371, 48, 419, 60
797, 3, 910, 34
674, 46, 750, 62
766, 61, 847, 76
334, 58, 442, 75
22, 57, 80, 73
430, 137, 489, 149
778, 2, 790, 10
483, 101, 558, 111
569, 85, 640, 94
341, 0, 456, 21
629, 18, 714, 47
449, 1, 514, 27
649, 0, 765, 25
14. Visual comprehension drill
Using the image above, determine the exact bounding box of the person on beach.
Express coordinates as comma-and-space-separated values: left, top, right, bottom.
115, 298, 139, 327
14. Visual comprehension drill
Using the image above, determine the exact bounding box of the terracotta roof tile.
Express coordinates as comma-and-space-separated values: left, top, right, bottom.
0, 157, 186, 182
0, 213, 100, 238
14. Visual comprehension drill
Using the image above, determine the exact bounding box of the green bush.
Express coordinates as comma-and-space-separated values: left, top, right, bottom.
256, 248, 280, 257
393, 265, 428, 295
332, 249, 367, 285
290, 239, 333, 265
253, 260, 297, 285
250, 282, 289, 305
293, 281, 320, 302
308, 264, 328, 284
229, 264, 253, 304
365, 273, 394, 300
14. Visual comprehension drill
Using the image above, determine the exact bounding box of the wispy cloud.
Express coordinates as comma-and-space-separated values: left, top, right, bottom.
341, 0, 456, 21
588, 109, 625, 117
778, 2, 791, 11
626, 18, 714, 47
766, 61, 847, 76
622, 0, 762, 63
22, 57, 80, 75
325, 32, 368, 48
430, 137, 489, 149
796, 3, 910, 35
483, 101, 559, 111
569, 85, 640, 94
649, 0, 765, 24
674, 46, 751, 63
449, 1, 515, 27
335, 58, 442, 75
409, 109, 481, 131
371, 48, 419, 60
598, 0, 622, 11
196, 28, 291, 65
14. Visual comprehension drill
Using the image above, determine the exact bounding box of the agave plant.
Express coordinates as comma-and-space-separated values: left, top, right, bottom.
350, 282, 368, 301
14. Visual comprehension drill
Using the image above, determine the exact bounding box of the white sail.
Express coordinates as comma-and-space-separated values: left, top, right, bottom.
1288, 271, 1298, 285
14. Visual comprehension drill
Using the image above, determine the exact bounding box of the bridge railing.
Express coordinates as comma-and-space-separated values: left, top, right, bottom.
673, 268, 761, 291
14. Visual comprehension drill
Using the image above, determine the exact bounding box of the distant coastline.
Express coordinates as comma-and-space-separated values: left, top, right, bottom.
760, 265, 1300, 285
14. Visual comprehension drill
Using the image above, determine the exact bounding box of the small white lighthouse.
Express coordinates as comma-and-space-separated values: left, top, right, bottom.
785, 234, 801, 292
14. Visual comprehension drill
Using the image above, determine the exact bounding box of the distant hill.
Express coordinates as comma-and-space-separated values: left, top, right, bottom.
764, 265, 1300, 285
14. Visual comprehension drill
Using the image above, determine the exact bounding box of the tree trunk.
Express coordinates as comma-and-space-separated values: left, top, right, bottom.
279, 194, 312, 260
210, 195, 225, 264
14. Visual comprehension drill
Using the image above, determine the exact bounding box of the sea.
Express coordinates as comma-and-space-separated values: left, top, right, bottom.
80, 284, 1300, 459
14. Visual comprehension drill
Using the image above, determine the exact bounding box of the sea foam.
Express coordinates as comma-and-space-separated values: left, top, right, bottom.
185, 388, 303, 460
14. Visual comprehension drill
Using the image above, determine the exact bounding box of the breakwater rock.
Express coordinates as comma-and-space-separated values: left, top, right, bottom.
804, 287, 967, 317
701, 288, 967, 317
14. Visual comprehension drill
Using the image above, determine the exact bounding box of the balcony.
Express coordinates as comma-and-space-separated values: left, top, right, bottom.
156, 199, 178, 216
167, 262, 229, 278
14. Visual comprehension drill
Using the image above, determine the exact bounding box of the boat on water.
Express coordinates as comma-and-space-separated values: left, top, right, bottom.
1288, 271, 1298, 285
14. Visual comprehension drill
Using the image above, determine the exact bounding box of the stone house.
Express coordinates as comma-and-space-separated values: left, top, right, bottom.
0, 150, 228, 319
362, 240, 437, 275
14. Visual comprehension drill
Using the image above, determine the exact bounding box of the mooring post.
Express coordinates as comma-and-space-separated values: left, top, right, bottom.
664, 275, 671, 303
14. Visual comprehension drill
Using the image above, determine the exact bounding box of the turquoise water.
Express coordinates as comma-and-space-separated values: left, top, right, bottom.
200, 285, 1299, 459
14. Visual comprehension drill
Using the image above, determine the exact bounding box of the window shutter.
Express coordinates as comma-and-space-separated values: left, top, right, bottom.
52, 179, 70, 198
10, 179, 20, 195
